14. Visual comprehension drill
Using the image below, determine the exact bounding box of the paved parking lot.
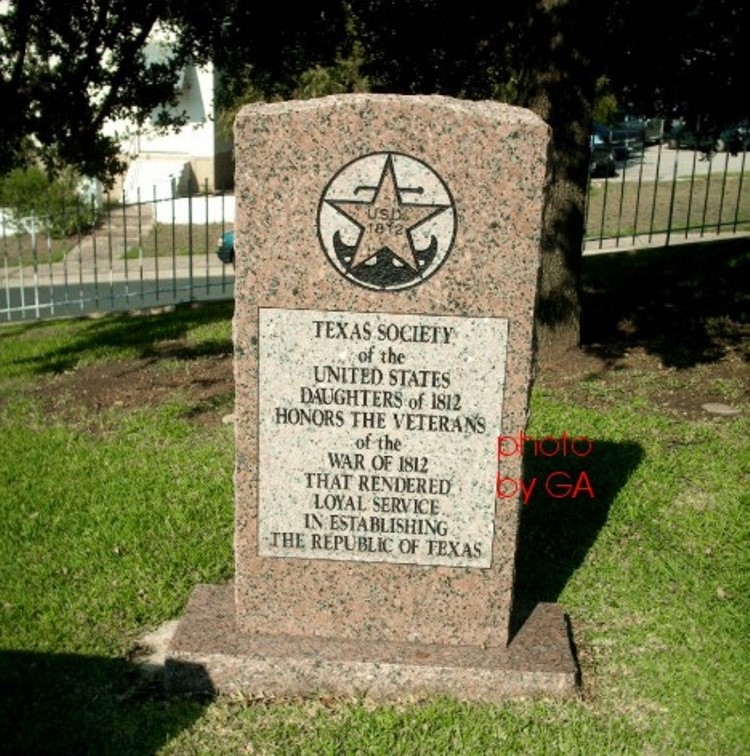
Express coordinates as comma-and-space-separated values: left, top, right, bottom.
607, 144, 748, 183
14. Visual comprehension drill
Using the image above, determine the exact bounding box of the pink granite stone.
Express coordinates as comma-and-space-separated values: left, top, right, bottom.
166, 583, 578, 700
167, 94, 577, 701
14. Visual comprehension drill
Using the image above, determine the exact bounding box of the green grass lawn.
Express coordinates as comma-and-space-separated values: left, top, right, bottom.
1, 231, 71, 267
0, 296, 747, 754
586, 173, 750, 241
124, 222, 229, 260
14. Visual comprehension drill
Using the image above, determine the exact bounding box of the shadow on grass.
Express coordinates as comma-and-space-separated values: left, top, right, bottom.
0, 650, 213, 755
2, 300, 234, 375
510, 439, 644, 639
581, 237, 749, 368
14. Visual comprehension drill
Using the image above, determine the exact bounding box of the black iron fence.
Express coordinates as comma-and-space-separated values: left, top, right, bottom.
1, 184, 234, 322
1, 143, 748, 321
584, 139, 749, 250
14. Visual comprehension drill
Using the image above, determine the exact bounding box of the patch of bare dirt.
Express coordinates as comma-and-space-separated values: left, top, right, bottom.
33, 336, 746, 427
39, 350, 235, 425
537, 341, 748, 420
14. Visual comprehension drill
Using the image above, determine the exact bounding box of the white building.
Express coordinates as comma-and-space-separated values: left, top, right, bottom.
105, 39, 233, 200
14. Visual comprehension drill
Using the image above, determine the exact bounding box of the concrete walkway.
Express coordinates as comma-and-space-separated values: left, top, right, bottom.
592, 144, 748, 184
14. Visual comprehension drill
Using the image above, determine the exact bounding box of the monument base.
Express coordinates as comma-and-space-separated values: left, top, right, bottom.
165, 584, 579, 702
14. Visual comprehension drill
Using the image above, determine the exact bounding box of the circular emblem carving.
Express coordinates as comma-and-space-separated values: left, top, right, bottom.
317, 152, 456, 291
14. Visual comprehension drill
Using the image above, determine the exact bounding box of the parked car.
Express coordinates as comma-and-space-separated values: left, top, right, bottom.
589, 133, 616, 177
608, 113, 647, 154
594, 114, 646, 159
666, 118, 749, 153
717, 121, 749, 153
217, 230, 234, 265
666, 119, 716, 151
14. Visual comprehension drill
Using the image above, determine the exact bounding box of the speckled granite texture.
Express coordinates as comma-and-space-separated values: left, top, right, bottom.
165, 583, 578, 700
167, 94, 577, 700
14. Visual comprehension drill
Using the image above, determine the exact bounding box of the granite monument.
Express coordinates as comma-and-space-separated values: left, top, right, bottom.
166, 94, 577, 701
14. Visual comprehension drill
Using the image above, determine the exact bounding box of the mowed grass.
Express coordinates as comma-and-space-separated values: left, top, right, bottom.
1, 231, 71, 268
586, 171, 750, 241
0, 295, 748, 754
125, 222, 229, 260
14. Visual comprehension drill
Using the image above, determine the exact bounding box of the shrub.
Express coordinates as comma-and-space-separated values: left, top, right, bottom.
0, 167, 102, 238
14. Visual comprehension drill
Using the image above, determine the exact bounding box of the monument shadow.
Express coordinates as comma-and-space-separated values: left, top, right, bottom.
510, 439, 644, 639
3, 300, 234, 377
0, 650, 213, 754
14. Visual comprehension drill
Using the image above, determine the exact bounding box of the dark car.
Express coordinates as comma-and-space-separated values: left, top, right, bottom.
666, 118, 749, 153
608, 113, 647, 154
594, 114, 645, 159
589, 133, 616, 177
666, 119, 716, 152
217, 230, 234, 265
716, 121, 749, 153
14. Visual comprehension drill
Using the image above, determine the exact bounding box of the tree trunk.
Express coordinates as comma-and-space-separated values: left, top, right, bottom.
516, 0, 601, 360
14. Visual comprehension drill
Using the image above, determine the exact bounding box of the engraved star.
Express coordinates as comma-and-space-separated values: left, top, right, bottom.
327, 155, 449, 272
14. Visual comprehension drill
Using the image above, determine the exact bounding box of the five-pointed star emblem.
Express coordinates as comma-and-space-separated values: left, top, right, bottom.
327, 155, 449, 272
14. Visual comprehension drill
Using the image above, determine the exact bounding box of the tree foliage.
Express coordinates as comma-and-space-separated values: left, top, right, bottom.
328, 0, 748, 347
605, 0, 749, 128
335, 0, 608, 347
1, 0, 747, 345
0, 166, 100, 237
177, 1, 351, 101
0, 0, 193, 183
2, 0, 746, 183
